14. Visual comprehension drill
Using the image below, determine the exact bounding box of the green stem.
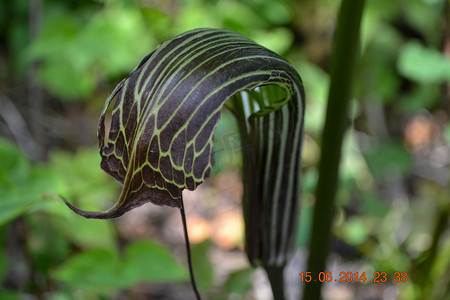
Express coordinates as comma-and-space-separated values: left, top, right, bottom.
303, 1, 365, 299
264, 265, 286, 300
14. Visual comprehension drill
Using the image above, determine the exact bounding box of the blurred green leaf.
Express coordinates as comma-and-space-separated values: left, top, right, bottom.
77, 7, 155, 77
212, 110, 240, 175
37, 60, 95, 100
340, 129, 373, 191
0, 139, 54, 225
27, 15, 79, 60
46, 292, 73, 300
0, 138, 29, 187
1, 0, 30, 78
296, 194, 314, 248
48, 211, 117, 249
402, 0, 444, 42
175, 2, 222, 31
252, 27, 294, 55
364, 142, 412, 179
220, 1, 265, 30
254, 0, 292, 25
398, 85, 440, 112
343, 217, 370, 246
297, 61, 329, 132
212, 267, 254, 300
53, 240, 187, 293
122, 240, 188, 284
223, 267, 254, 294
360, 193, 390, 217
0, 143, 115, 247
45, 148, 118, 248
444, 124, 450, 144
141, 7, 171, 40
191, 240, 214, 292
358, 21, 402, 103
53, 248, 123, 292
48, 148, 118, 206
398, 41, 450, 84
28, 6, 155, 100
0, 291, 20, 300
0, 192, 42, 226
26, 214, 71, 274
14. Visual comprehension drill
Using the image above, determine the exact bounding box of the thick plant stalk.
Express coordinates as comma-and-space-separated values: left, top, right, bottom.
303, 0, 365, 299
264, 265, 286, 300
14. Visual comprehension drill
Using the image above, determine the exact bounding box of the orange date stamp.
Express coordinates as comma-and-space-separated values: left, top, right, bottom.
298, 271, 408, 283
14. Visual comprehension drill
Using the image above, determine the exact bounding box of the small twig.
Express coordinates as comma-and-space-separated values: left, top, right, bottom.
180, 196, 202, 300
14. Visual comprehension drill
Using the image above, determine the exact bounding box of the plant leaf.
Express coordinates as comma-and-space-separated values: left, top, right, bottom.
121, 240, 188, 284
52, 240, 187, 293
191, 240, 214, 292
397, 40, 450, 83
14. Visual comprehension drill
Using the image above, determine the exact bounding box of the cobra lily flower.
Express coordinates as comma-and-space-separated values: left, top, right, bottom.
62, 28, 304, 299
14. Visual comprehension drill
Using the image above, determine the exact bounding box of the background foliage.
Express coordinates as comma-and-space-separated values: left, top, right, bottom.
0, 0, 449, 299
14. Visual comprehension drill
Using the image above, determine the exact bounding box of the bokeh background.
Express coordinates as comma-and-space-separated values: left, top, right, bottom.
0, 0, 449, 299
